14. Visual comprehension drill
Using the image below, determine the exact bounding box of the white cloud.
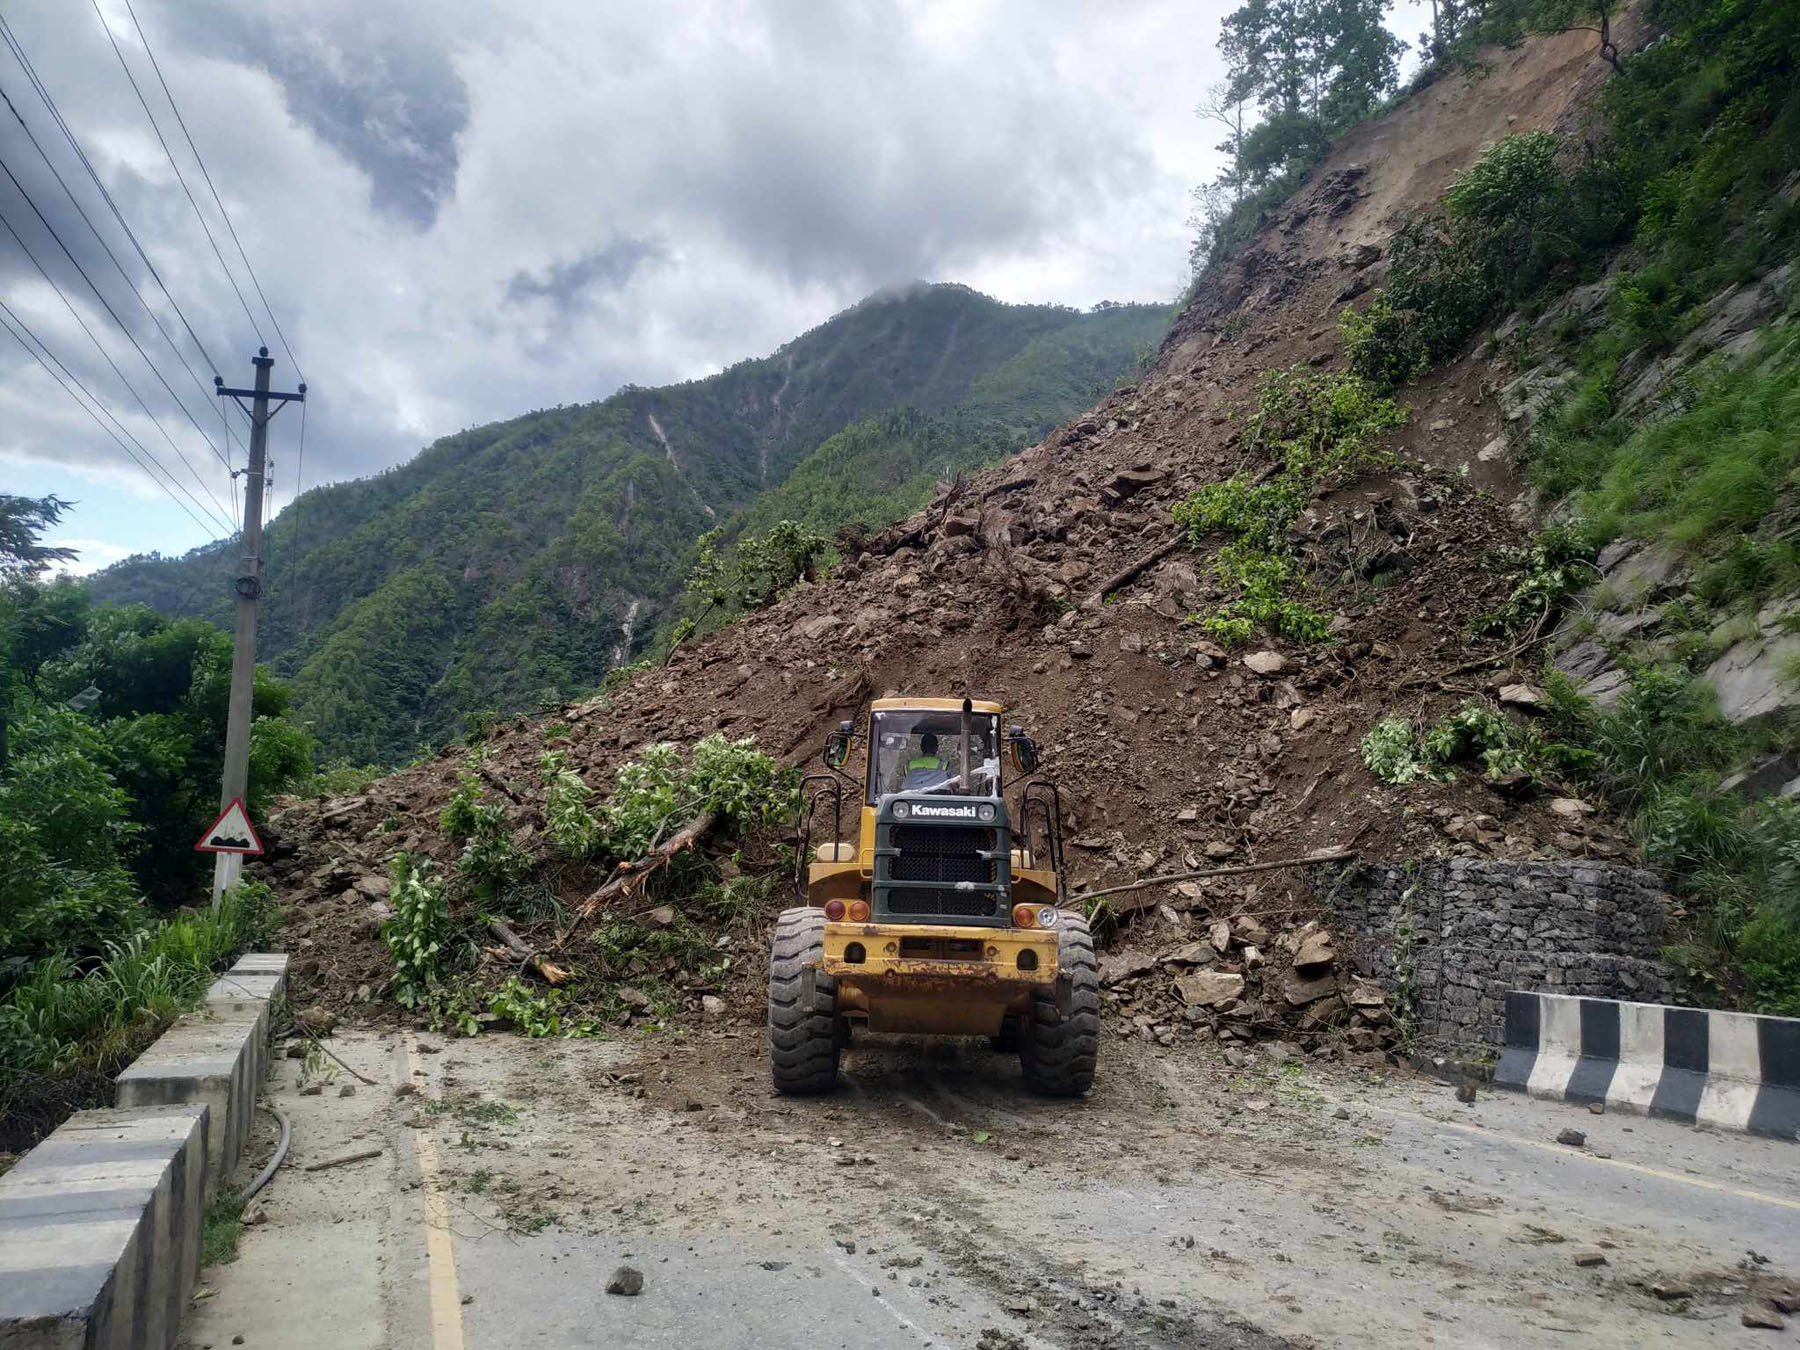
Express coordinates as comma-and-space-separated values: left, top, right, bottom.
45, 536, 134, 576
1, 0, 1407, 557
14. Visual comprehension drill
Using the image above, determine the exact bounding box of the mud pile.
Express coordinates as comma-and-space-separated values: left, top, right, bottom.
256, 28, 1636, 1049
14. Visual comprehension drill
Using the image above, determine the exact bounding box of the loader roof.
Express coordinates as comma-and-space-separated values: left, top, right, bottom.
869, 697, 1005, 715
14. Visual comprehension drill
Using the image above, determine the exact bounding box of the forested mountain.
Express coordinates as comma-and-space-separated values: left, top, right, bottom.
91, 285, 1168, 764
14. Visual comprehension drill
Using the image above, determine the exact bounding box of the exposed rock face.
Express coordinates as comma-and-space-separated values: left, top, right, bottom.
1316, 858, 1672, 1050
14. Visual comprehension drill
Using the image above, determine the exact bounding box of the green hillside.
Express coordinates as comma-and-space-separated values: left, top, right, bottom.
91, 285, 1169, 764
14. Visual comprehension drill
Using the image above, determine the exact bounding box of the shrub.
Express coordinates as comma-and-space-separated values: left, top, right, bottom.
1467, 526, 1599, 638
1360, 717, 1437, 784
439, 756, 484, 843
487, 976, 593, 1038
1361, 702, 1538, 785
1344, 133, 1579, 388
383, 855, 452, 1011
1176, 368, 1403, 646
541, 751, 601, 858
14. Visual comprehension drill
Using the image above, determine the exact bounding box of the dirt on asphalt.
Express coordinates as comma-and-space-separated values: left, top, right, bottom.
186, 1026, 1800, 1350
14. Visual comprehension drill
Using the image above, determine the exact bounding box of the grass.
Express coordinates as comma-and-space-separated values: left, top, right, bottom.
1562, 330, 1800, 563
0, 881, 277, 1152
203, 1189, 249, 1266
425, 1095, 518, 1127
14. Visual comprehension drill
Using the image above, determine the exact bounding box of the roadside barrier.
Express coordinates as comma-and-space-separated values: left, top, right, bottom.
1495, 990, 1800, 1141
0, 952, 288, 1348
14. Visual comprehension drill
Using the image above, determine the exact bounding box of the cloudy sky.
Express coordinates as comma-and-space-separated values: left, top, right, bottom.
0, 0, 1427, 571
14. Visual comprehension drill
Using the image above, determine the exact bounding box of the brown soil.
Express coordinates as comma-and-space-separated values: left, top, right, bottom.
253, 29, 1638, 1044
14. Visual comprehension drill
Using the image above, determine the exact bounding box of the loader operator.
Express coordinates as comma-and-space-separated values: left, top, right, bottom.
902, 733, 949, 791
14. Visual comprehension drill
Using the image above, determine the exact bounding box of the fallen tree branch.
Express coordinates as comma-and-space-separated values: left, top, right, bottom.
1397, 607, 1553, 689
1086, 535, 1184, 606
1074, 847, 1357, 902
554, 810, 718, 946
289, 1019, 379, 1086
478, 766, 524, 805
303, 1148, 383, 1173
487, 918, 570, 985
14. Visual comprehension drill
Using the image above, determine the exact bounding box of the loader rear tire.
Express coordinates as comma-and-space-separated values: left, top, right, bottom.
768, 907, 840, 1095
1019, 913, 1099, 1097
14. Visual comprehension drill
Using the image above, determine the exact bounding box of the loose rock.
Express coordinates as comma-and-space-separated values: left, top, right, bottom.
606, 1266, 644, 1296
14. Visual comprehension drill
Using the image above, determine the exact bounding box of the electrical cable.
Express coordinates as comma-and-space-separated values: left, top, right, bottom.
0, 74, 241, 470
0, 7, 228, 385
0, 299, 230, 538
123, 0, 304, 384
0, 191, 235, 531
245, 1106, 290, 1200
87, 0, 265, 349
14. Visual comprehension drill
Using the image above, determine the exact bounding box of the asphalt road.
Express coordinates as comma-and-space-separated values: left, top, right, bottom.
181, 1028, 1800, 1350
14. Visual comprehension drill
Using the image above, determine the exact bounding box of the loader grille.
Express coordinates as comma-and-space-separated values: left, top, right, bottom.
885, 825, 1000, 918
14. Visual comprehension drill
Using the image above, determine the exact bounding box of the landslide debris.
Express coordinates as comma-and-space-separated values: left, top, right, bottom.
255, 27, 1640, 1058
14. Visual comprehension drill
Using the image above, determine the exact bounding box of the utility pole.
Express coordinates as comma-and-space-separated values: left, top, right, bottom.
211, 347, 304, 906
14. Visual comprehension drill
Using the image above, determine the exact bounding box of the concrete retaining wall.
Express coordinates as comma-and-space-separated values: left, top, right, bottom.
0, 951, 287, 1349
0, 1104, 208, 1349
114, 954, 287, 1200
1496, 990, 1800, 1141
1315, 860, 1672, 1049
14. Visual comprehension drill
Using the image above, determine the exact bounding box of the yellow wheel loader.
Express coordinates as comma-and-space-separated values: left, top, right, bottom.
768, 697, 1099, 1096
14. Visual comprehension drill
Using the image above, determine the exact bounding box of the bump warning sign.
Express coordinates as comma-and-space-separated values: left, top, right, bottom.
194, 798, 264, 855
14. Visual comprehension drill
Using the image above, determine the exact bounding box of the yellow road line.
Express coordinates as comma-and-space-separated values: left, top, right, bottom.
1361, 1097, 1800, 1213
405, 1032, 467, 1350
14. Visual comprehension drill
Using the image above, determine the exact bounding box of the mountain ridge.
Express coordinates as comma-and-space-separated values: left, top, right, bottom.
90, 284, 1170, 762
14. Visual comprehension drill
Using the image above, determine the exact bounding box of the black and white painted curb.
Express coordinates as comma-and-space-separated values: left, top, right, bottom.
1495, 990, 1800, 1141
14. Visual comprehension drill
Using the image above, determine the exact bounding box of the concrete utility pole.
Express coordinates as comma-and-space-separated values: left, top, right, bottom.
211, 348, 304, 905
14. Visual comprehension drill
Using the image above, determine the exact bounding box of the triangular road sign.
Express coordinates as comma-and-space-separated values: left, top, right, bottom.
195, 797, 264, 855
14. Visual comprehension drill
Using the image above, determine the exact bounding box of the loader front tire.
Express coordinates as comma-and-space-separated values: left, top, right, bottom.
1019, 913, 1099, 1097
768, 907, 840, 1095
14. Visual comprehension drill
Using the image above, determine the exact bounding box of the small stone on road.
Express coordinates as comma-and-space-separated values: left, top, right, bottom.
606, 1265, 644, 1296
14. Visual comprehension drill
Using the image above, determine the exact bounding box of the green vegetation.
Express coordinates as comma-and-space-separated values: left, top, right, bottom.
383, 856, 455, 1013
0, 881, 275, 1148
1191, 0, 1405, 275
486, 977, 591, 1039
672, 519, 828, 647
1363, 666, 1800, 1012
546, 734, 798, 862
1342, 130, 1588, 386
1359, 702, 1539, 785
1467, 526, 1598, 638
1539, 668, 1799, 1013
88, 288, 1169, 764
0, 507, 309, 1148
387, 734, 795, 1039
203, 1189, 249, 1266
1173, 368, 1404, 644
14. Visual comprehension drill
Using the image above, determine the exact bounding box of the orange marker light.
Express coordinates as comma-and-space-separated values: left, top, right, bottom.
848, 899, 871, 922
1011, 904, 1036, 928
824, 899, 847, 921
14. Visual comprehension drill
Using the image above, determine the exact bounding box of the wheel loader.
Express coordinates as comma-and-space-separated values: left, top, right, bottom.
768, 696, 1099, 1096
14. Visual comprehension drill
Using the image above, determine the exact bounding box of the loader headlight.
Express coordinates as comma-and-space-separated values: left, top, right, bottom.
977, 803, 997, 822
1038, 907, 1060, 928
892, 801, 910, 819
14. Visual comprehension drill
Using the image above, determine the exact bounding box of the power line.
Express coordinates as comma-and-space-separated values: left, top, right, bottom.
0, 6, 227, 385
123, 0, 304, 384
87, 0, 265, 351
0, 195, 236, 533
0, 72, 243, 470
0, 150, 235, 524
0, 297, 230, 540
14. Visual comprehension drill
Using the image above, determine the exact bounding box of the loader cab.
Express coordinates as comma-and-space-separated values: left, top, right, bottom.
798, 696, 1064, 918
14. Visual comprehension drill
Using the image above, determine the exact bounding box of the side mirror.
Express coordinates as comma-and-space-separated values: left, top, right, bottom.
1010, 732, 1039, 775
824, 732, 851, 771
